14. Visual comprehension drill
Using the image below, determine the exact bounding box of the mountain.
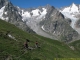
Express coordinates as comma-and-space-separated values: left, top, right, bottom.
60, 3, 80, 18
60, 3, 80, 35
0, 19, 80, 60
0, 0, 80, 42
17, 4, 80, 42
0, 1, 80, 59
0, 0, 35, 33
40, 6, 79, 42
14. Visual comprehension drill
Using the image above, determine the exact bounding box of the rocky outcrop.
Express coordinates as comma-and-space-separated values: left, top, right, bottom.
76, 19, 80, 28
0, 0, 35, 33
0, 0, 8, 8
40, 6, 79, 42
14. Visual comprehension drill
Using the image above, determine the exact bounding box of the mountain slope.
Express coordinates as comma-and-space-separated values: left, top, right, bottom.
0, 0, 35, 33
40, 6, 79, 42
18, 5, 80, 42
0, 0, 80, 42
60, 3, 80, 35
0, 19, 80, 60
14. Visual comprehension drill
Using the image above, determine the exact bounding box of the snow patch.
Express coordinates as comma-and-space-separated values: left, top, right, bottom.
18, 12, 21, 15
21, 10, 31, 21
22, 12, 31, 21
62, 7, 70, 12
36, 8, 47, 19
70, 3, 79, 13
21, 8, 47, 21
8, 34, 16, 40
41, 25, 45, 31
41, 8, 47, 15
31, 9, 41, 16
0, 6, 5, 20
4, 12, 7, 15
62, 3, 79, 13
61, 12, 78, 28
22, 11, 31, 18
0, 6, 9, 21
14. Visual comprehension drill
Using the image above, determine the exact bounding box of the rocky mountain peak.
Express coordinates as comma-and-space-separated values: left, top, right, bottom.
61, 3, 79, 14
45, 5, 64, 21
0, 0, 9, 8
0, 0, 35, 33
71, 3, 76, 6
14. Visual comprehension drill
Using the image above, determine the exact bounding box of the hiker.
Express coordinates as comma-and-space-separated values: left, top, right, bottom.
35, 41, 41, 48
35, 41, 39, 48
24, 41, 28, 49
24, 39, 31, 49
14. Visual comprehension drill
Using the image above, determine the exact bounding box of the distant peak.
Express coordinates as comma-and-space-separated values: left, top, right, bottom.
0, 0, 10, 8
45, 4, 52, 8
70, 3, 78, 9
45, 4, 55, 9
72, 3, 75, 5
71, 3, 76, 6
46, 4, 51, 6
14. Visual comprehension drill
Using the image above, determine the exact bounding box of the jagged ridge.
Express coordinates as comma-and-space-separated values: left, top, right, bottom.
0, 0, 80, 42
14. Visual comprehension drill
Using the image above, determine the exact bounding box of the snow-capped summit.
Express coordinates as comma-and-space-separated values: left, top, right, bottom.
65, 3, 79, 13
61, 3, 79, 15
60, 3, 80, 23
60, 3, 80, 18
60, 3, 80, 35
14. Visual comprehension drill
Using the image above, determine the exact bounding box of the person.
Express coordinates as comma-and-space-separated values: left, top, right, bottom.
24, 41, 28, 49
35, 41, 38, 48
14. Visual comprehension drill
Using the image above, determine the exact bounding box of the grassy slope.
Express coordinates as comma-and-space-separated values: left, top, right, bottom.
69, 40, 80, 57
0, 19, 80, 60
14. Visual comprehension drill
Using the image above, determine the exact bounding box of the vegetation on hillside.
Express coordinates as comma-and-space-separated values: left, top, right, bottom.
0, 19, 80, 60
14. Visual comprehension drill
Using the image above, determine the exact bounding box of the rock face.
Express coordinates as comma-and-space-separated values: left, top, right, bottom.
76, 19, 80, 28
40, 6, 79, 42
0, 0, 79, 42
60, 3, 80, 37
0, 0, 35, 33
0, 0, 8, 8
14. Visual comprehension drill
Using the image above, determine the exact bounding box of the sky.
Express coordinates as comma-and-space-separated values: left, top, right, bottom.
10, 0, 80, 8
